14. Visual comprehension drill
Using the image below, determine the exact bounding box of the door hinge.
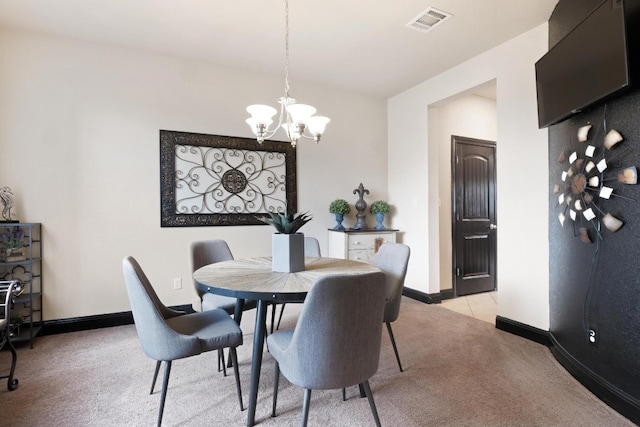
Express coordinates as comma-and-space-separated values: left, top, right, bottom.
456, 267, 460, 276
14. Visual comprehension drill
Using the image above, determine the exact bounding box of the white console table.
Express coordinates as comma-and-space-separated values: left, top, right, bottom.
327, 229, 398, 264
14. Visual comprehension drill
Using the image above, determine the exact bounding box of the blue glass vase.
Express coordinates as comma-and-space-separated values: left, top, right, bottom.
375, 212, 385, 230
333, 213, 345, 231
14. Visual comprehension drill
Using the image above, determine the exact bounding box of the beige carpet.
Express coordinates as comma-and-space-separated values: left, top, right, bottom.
0, 298, 634, 427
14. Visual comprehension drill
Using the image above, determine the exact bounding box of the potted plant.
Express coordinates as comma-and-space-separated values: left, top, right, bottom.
370, 200, 391, 230
0, 226, 25, 262
329, 199, 350, 230
257, 211, 312, 273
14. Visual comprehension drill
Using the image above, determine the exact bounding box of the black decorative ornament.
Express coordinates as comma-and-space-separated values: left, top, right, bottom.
352, 183, 370, 230
222, 169, 248, 194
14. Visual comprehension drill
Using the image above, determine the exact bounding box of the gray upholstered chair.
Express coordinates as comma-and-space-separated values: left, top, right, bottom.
303, 236, 321, 258
273, 236, 321, 331
191, 239, 257, 373
373, 243, 411, 372
0, 280, 19, 391
122, 256, 244, 427
191, 239, 245, 314
267, 271, 387, 427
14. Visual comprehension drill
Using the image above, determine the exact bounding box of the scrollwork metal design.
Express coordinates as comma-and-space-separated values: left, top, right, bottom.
160, 131, 297, 227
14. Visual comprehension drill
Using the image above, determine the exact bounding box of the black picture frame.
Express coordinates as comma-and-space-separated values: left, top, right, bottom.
160, 130, 297, 227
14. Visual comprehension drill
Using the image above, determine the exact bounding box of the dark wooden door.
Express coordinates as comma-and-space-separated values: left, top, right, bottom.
452, 136, 497, 296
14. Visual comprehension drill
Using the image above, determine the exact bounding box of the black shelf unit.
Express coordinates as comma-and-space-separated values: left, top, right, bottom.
0, 223, 42, 348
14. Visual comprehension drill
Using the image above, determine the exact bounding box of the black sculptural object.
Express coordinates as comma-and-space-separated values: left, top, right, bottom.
352, 183, 369, 230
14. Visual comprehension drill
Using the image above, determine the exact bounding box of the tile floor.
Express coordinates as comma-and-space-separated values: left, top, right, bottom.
439, 291, 497, 324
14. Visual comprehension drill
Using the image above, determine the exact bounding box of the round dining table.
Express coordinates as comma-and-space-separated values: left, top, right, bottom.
193, 256, 381, 427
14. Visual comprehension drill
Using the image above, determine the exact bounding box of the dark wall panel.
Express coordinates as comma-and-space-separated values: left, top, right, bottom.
548, 0, 640, 418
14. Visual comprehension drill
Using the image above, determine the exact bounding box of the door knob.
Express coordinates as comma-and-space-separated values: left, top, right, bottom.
489, 224, 497, 230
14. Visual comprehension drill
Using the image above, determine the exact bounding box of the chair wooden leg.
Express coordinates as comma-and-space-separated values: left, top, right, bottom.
276, 303, 287, 330
150, 360, 161, 394
157, 361, 172, 427
229, 347, 244, 411
301, 388, 312, 427
272, 361, 280, 417
361, 380, 381, 427
386, 321, 403, 372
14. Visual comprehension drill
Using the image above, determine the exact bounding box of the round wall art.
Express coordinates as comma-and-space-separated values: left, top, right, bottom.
554, 121, 637, 243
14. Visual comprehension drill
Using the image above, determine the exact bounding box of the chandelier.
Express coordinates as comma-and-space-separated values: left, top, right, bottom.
245, 0, 330, 147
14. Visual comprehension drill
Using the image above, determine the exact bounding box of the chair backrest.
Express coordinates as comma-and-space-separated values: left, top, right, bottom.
191, 239, 234, 271
122, 256, 200, 361
190, 240, 234, 298
0, 281, 16, 328
373, 243, 411, 323
278, 271, 386, 390
304, 236, 321, 257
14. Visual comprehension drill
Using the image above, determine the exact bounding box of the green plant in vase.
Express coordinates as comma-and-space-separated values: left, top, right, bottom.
257, 210, 313, 273
0, 226, 25, 261
329, 199, 350, 230
1, 226, 23, 249
257, 211, 312, 234
370, 200, 391, 230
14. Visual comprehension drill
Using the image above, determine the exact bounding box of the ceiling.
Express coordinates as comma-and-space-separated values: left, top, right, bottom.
0, 0, 558, 98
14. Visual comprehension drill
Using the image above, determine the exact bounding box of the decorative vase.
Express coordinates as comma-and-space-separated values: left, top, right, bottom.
375, 213, 385, 230
272, 233, 305, 273
333, 213, 345, 231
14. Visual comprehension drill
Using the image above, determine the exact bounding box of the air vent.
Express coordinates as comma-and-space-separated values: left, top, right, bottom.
406, 7, 453, 33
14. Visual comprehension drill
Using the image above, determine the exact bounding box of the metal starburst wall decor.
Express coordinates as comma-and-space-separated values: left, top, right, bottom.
554, 122, 637, 243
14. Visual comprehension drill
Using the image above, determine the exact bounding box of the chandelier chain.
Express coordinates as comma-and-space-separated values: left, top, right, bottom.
284, 0, 290, 98
245, 0, 329, 145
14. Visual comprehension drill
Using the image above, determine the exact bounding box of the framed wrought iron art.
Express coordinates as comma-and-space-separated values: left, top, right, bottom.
160, 130, 297, 227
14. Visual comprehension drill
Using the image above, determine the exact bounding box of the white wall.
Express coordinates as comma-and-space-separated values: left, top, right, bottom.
0, 28, 388, 320
388, 24, 550, 329
432, 93, 498, 292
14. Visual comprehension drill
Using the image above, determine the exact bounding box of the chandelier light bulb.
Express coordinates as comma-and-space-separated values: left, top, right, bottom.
308, 116, 330, 140
245, 118, 273, 142
285, 103, 316, 125
246, 105, 277, 123
281, 122, 301, 142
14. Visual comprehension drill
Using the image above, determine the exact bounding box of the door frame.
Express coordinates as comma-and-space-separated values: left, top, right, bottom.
451, 135, 497, 296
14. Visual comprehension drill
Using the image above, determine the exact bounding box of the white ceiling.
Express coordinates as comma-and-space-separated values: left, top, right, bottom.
0, 0, 558, 98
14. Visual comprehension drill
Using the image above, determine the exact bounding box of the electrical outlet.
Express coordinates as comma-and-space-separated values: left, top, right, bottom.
588, 328, 597, 345
173, 278, 182, 290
